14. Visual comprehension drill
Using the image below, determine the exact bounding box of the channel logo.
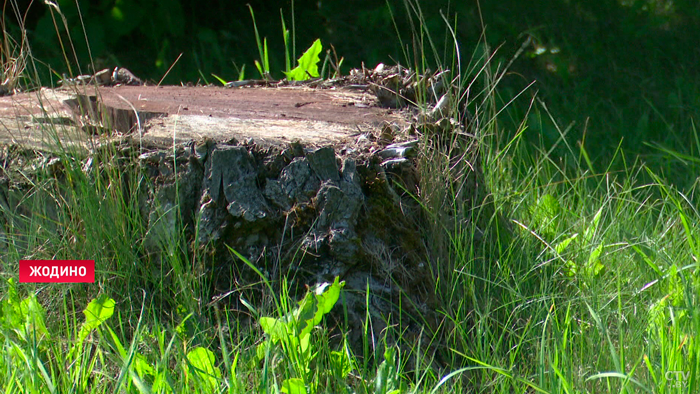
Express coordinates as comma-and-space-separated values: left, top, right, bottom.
19, 260, 95, 283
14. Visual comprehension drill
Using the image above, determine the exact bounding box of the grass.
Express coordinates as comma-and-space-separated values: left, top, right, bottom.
2, 1, 700, 393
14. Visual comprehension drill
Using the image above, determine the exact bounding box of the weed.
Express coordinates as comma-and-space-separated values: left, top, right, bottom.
284, 39, 322, 81
248, 5, 323, 81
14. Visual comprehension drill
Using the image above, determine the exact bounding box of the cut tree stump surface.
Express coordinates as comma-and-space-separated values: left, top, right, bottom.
0, 83, 458, 355
0, 85, 408, 150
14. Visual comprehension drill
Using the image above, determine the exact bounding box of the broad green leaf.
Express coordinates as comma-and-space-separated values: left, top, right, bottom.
256, 341, 268, 361
260, 316, 289, 343
1, 283, 49, 342
256, 276, 345, 373
281, 378, 307, 394
295, 277, 344, 339
1, 278, 23, 332
584, 207, 604, 244
299, 331, 310, 354
186, 347, 221, 389
78, 294, 115, 344
0, 279, 48, 341
19, 295, 49, 340
374, 357, 391, 394
530, 194, 561, 236
132, 352, 155, 378
586, 244, 605, 276
555, 233, 578, 255
535, 194, 560, 218
295, 292, 319, 337
316, 276, 343, 314
375, 347, 404, 394
285, 39, 322, 81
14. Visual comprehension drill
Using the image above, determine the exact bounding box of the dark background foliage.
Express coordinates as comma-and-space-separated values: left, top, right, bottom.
6, 0, 700, 178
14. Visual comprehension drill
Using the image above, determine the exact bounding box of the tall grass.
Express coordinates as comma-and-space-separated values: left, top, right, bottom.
423, 93, 700, 393
1, 0, 700, 393
378, 2, 700, 393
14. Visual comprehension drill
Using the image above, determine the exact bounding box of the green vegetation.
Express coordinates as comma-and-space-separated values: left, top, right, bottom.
2, 0, 700, 393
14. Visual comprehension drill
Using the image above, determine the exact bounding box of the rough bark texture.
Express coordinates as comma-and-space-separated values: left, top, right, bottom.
135, 135, 439, 345
0, 83, 480, 356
